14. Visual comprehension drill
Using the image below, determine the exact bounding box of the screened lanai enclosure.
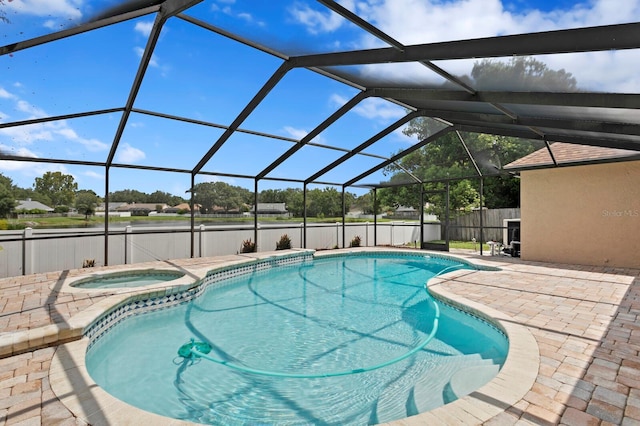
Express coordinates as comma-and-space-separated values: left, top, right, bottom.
1, 0, 640, 274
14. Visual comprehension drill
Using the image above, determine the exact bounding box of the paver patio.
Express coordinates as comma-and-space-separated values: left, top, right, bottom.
0, 249, 638, 425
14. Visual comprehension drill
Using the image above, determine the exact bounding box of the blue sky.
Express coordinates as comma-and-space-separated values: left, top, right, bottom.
1, 0, 640, 199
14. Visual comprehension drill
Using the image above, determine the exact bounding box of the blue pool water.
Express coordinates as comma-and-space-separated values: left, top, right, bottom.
86, 253, 507, 425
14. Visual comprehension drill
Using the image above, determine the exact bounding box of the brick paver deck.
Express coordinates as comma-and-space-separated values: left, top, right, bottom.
0, 249, 638, 425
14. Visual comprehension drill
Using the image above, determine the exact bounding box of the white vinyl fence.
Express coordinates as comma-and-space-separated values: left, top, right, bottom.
0, 222, 440, 278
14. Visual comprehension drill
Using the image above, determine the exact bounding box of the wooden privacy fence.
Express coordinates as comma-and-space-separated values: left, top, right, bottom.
446, 208, 520, 242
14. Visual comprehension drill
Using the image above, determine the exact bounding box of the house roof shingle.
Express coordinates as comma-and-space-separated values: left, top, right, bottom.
15, 200, 54, 212
504, 143, 640, 170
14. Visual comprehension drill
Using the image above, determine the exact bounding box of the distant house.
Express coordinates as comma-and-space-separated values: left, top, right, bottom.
163, 202, 199, 213
97, 202, 128, 212
393, 205, 419, 219
250, 203, 289, 217
389, 205, 439, 221
116, 203, 169, 216
15, 199, 54, 212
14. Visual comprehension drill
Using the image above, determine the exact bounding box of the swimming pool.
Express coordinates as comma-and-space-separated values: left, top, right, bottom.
85, 252, 508, 425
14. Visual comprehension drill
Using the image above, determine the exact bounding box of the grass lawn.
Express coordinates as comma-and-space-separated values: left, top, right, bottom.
3, 215, 409, 229
427, 240, 491, 251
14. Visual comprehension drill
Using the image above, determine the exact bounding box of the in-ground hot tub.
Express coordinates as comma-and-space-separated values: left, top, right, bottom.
70, 269, 186, 290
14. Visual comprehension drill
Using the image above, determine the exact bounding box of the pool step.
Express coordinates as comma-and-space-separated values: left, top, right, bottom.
371, 354, 500, 423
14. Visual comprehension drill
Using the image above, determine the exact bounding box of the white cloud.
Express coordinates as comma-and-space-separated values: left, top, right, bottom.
288, 2, 348, 34
0, 123, 54, 144
237, 12, 255, 23
83, 170, 104, 180
0, 88, 16, 99
0, 143, 69, 183
0, 143, 38, 160
329, 93, 348, 108
352, 0, 640, 47
283, 126, 308, 140
287, 0, 640, 92
212, 2, 265, 27
392, 125, 416, 145
134, 21, 154, 37
55, 128, 110, 152
134, 47, 159, 68
115, 143, 146, 163
197, 175, 236, 186
5, 0, 83, 20
329, 93, 405, 122
283, 126, 326, 144
43, 20, 61, 30
353, 98, 406, 121
16, 100, 47, 118
0, 86, 110, 154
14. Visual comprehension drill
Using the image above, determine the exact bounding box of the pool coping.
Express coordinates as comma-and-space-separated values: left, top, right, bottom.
47, 248, 538, 425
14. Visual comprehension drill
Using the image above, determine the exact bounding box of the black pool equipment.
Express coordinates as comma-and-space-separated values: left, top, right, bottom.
502, 226, 521, 258
178, 338, 212, 361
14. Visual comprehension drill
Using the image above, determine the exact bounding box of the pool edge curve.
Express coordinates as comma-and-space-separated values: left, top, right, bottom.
48, 248, 539, 426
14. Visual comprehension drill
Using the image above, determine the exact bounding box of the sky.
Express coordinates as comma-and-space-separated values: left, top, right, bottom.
1, 0, 640, 199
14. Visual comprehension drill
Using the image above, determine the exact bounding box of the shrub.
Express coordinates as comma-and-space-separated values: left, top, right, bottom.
241, 238, 256, 253
0, 219, 7, 230
276, 234, 292, 250
16, 208, 47, 215
349, 235, 362, 248
54, 205, 69, 213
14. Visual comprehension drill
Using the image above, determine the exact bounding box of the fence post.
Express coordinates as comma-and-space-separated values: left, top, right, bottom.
199, 224, 205, 257
125, 226, 132, 264
365, 222, 369, 247
256, 223, 260, 252
391, 222, 394, 246
22, 227, 32, 275
300, 222, 304, 249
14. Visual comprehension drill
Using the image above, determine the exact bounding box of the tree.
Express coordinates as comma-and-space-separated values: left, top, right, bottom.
11, 188, 53, 207
259, 189, 285, 203
75, 190, 100, 219
259, 188, 304, 216
34, 172, 77, 207
0, 183, 15, 218
281, 188, 304, 217
108, 189, 149, 204
471, 57, 577, 91
148, 190, 186, 206
306, 187, 353, 218
192, 182, 251, 213
379, 57, 574, 217
0, 173, 14, 193
379, 130, 484, 218
353, 191, 381, 215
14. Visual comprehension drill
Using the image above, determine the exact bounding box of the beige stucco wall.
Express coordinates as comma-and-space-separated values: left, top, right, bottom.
521, 161, 640, 268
